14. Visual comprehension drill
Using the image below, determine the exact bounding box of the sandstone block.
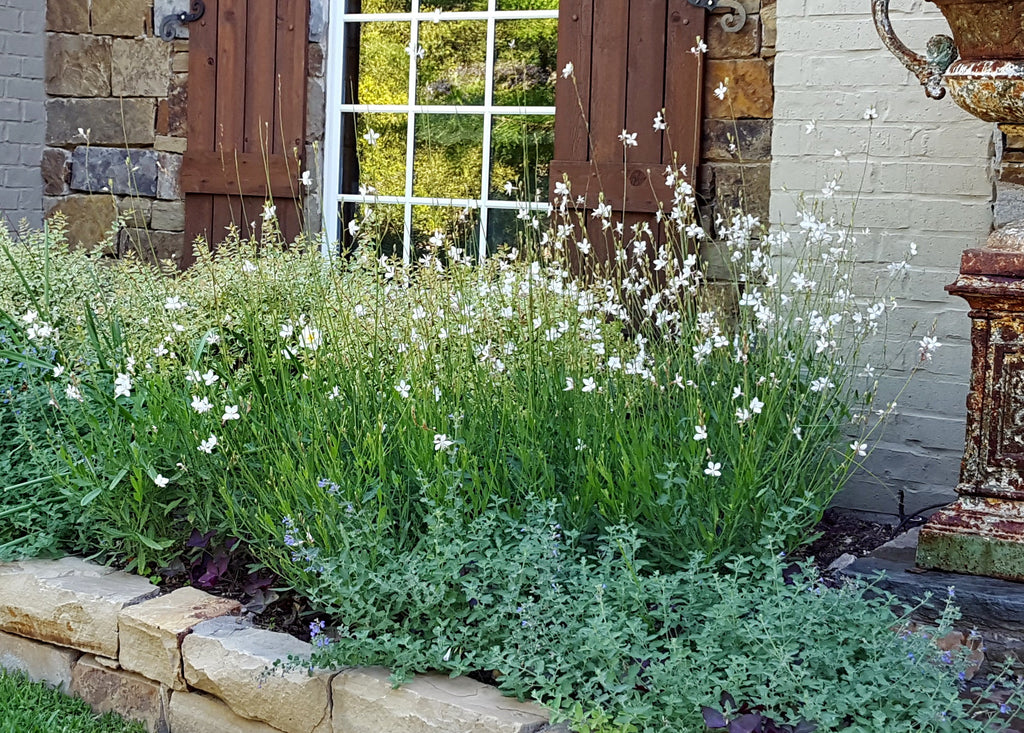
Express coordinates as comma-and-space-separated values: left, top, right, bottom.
157, 152, 183, 199
118, 196, 153, 228
155, 135, 188, 154
119, 587, 240, 690
41, 148, 72, 196
120, 228, 189, 267
702, 119, 773, 162
708, 16, 761, 59
156, 75, 187, 137
46, 0, 89, 33
182, 617, 332, 733
71, 146, 160, 197
47, 98, 156, 146
71, 655, 166, 733
172, 50, 190, 73
704, 59, 774, 119
331, 667, 549, 733
0, 630, 80, 689
46, 35, 112, 97
709, 161, 772, 221
761, 3, 777, 50
46, 195, 120, 250
151, 199, 186, 230
0, 558, 158, 659
168, 691, 285, 733
91, 0, 152, 36
112, 38, 170, 97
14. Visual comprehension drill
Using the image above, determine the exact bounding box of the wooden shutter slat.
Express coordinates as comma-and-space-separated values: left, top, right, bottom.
589, 0, 629, 161
664, 1, 705, 176
187, 0, 219, 151
553, 0, 594, 163
181, 151, 299, 197
215, 0, 247, 153
625, 0, 668, 163
549, 161, 672, 212
274, 0, 309, 159
244, 0, 277, 155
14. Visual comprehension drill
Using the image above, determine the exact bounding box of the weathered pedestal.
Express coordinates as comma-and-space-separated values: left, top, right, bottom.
917, 229, 1024, 581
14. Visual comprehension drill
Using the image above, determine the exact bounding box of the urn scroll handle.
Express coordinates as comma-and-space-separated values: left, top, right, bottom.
871, 0, 958, 100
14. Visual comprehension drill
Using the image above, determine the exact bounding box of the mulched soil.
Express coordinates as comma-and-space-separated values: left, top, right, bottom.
792, 508, 898, 569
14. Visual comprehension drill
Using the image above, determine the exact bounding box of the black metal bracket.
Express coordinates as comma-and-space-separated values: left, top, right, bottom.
685, 0, 747, 34
159, 1, 206, 41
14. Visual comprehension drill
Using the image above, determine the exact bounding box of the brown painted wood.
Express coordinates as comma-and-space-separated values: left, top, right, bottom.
184, 0, 307, 254
550, 0, 705, 214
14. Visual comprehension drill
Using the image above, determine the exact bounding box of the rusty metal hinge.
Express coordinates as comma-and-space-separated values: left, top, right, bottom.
159, 1, 206, 42
685, 0, 748, 34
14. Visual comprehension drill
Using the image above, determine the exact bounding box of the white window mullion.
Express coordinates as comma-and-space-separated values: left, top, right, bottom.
322, 1, 348, 255
403, 0, 422, 264
477, 0, 498, 263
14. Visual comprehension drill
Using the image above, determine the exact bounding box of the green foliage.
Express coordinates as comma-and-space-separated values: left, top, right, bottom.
0, 671, 146, 733
298, 493, 1019, 732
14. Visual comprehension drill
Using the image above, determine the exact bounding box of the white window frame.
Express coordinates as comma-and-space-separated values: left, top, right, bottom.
323, 0, 558, 262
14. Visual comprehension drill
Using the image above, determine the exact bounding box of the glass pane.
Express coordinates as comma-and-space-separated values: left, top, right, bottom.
496, 0, 559, 9
357, 202, 407, 259
412, 204, 479, 258
484, 207, 523, 256
350, 112, 409, 198
354, 22, 410, 105
493, 18, 558, 107
412, 114, 485, 199
489, 115, 553, 201
416, 21, 488, 105
361, 0, 413, 12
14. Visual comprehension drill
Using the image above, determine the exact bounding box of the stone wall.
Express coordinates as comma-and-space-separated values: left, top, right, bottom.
770, 0, 994, 519
43, 0, 187, 262
0, 0, 46, 230
0, 557, 554, 733
700, 0, 776, 224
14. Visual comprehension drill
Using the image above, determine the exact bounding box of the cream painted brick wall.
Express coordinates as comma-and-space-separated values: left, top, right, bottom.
770, 0, 995, 519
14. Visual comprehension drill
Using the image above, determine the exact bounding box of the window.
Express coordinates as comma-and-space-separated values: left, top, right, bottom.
323, 0, 559, 261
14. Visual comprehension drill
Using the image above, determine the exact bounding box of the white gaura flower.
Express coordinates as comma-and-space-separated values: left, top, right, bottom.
65, 384, 83, 402
222, 405, 240, 422
561, 61, 574, 78
395, 380, 411, 399
618, 129, 638, 148
749, 397, 765, 414
863, 105, 878, 120
433, 433, 454, 452
689, 37, 707, 55
713, 81, 728, 100
52, 365, 65, 378
262, 203, 277, 222
850, 441, 868, 457
792, 426, 803, 441
153, 344, 169, 357
809, 376, 835, 393
197, 434, 218, 453
242, 260, 257, 273
581, 377, 597, 393
299, 326, 323, 350
191, 396, 213, 414
804, 120, 816, 134
433, 385, 442, 402
704, 461, 722, 478
919, 335, 942, 361
22, 309, 38, 324
114, 373, 132, 399
652, 111, 666, 131
363, 128, 380, 146
154, 474, 170, 488
735, 407, 751, 424
300, 170, 312, 188
564, 377, 575, 392
694, 424, 708, 442
202, 370, 219, 386
164, 296, 186, 311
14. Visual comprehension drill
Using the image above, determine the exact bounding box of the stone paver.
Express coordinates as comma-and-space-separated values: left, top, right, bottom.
168, 690, 284, 733
0, 558, 158, 658
331, 667, 549, 733
119, 586, 241, 690
182, 617, 331, 733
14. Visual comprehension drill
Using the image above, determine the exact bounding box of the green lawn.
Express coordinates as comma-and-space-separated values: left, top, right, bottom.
0, 671, 145, 733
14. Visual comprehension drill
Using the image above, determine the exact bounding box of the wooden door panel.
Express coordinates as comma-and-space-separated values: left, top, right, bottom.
183, 0, 309, 263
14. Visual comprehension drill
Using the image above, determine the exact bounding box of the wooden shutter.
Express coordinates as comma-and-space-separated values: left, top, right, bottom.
550, 0, 705, 238
182, 0, 309, 263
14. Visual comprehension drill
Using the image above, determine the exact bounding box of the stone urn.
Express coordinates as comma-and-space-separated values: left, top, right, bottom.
874, 0, 1024, 581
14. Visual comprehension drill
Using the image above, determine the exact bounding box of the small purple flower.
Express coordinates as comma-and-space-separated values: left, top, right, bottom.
1001, 703, 1011, 715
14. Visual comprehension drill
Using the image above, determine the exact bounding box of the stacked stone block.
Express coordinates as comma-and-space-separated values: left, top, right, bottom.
43, 0, 188, 262
699, 0, 775, 224
0, 0, 46, 230
0, 557, 554, 733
